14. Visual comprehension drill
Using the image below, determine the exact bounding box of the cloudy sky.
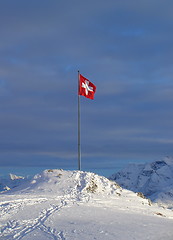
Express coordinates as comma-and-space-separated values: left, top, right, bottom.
0, 0, 173, 171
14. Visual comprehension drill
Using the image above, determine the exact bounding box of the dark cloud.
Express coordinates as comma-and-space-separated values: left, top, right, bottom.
0, 0, 173, 170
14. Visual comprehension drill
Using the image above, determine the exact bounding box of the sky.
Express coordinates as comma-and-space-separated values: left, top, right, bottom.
0, 0, 173, 172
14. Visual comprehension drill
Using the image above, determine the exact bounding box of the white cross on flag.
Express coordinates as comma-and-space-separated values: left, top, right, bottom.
78, 74, 96, 100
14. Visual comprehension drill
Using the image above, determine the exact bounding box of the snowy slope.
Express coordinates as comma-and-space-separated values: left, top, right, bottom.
0, 169, 173, 240
110, 157, 173, 207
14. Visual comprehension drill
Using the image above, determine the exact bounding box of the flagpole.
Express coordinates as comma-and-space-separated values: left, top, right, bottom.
78, 70, 81, 171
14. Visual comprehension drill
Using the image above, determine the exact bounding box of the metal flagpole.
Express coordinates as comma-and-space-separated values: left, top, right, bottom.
78, 70, 81, 170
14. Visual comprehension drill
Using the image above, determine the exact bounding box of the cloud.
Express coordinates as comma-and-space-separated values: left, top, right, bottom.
0, 0, 173, 169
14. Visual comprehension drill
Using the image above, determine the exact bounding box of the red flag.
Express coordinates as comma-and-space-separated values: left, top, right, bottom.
78, 74, 96, 100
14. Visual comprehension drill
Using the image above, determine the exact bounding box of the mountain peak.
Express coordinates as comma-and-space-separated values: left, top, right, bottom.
110, 157, 173, 208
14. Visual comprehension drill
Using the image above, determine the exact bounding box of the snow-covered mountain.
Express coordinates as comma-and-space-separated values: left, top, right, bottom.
0, 169, 173, 239
110, 157, 173, 206
0, 173, 26, 192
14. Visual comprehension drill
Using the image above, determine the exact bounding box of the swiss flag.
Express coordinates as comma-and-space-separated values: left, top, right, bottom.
78, 74, 96, 100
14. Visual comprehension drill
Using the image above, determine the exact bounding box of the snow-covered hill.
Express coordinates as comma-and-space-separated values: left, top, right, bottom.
5, 169, 122, 200
0, 169, 173, 240
110, 157, 173, 207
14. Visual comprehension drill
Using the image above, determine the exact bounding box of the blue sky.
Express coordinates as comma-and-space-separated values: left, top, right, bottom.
0, 0, 173, 171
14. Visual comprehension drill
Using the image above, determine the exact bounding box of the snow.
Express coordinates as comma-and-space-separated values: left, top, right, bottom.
9, 174, 25, 181
0, 174, 28, 192
110, 156, 173, 208
0, 169, 173, 239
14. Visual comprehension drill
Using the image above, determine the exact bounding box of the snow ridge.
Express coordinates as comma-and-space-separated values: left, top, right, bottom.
5, 169, 121, 200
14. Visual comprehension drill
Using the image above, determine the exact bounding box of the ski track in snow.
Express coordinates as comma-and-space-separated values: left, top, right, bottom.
0, 197, 68, 240
1, 193, 172, 240
0, 198, 47, 220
